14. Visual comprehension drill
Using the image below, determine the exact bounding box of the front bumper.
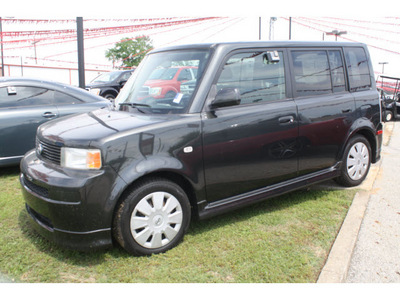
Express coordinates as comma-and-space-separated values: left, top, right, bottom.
20, 150, 120, 251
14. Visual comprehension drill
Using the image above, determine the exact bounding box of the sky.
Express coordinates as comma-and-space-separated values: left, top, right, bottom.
2, 1, 400, 82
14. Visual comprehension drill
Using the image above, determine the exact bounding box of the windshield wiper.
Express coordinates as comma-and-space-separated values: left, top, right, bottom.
119, 102, 151, 113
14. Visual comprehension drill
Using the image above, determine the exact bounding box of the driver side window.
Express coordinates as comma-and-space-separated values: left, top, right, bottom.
215, 51, 286, 105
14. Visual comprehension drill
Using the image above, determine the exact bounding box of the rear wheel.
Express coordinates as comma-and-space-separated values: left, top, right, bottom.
385, 110, 393, 122
113, 178, 191, 256
335, 135, 371, 187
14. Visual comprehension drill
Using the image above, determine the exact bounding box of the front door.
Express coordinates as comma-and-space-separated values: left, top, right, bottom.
201, 49, 299, 203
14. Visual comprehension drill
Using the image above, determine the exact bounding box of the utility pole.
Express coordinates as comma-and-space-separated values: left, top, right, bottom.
259, 17, 261, 40
32, 40, 40, 64
77, 17, 85, 89
326, 30, 347, 41
379, 62, 388, 75
269, 17, 277, 40
0, 17, 4, 77
289, 17, 292, 40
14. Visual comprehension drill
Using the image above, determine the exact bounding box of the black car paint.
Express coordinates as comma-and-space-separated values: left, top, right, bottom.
86, 70, 134, 100
20, 41, 382, 251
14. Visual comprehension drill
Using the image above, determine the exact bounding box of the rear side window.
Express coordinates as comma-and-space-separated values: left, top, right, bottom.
344, 47, 371, 92
215, 50, 286, 105
328, 50, 346, 93
291, 51, 332, 96
291, 49, 347, 97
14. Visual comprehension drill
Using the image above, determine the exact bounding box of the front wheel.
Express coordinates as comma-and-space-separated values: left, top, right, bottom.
113, 178, 191, 256
103, 93, 116, 101
335, 135, 371, 187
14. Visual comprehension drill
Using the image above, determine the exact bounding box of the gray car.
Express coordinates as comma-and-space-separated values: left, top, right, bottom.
0, 78, 110, 167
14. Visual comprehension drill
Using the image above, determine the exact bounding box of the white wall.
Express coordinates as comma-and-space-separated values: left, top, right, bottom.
2, 64, 112, 87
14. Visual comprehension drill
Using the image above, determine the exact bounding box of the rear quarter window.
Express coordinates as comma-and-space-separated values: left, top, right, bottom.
344, 47, 372, 92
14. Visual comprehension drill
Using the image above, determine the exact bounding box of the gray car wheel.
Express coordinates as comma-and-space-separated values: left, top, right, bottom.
113, 177, 191, 256
130, 191, 183, 249
385, 110, 393, 122
335, 135, 371, 187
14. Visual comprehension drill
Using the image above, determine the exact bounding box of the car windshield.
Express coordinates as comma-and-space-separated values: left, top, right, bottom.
92, 71, 121, 83
149, 68, 178, 80
117, 49, 210, 114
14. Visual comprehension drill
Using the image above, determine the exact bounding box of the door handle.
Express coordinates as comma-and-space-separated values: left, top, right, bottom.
42, 112, 57, 118
342, 109, 352, 113
279, 116, 295, 124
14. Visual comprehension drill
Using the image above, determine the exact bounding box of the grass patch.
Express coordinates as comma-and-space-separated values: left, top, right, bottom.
0, 166, 355, 283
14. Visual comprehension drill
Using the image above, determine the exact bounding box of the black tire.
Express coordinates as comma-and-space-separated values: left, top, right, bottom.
385, 110, 393, 122
335, 135, 371, 187
113, 178, 191, 256
103, 93, 116, 100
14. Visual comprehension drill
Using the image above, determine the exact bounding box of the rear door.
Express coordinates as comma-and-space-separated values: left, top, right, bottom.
201, 49, 299, 203
52, 90, 97, 117
289, 48, 356, 174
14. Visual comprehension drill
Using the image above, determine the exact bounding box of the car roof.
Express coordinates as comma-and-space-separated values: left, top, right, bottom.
0, 77, 108, 102
150, 41, 367, 54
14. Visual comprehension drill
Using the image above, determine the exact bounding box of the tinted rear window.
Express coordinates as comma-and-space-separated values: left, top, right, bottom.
344, 47, 371, 92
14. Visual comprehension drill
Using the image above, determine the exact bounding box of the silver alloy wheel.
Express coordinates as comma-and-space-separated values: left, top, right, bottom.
130, 191, 183, 249
346, 142, 369, 181
386, 111, 393, 122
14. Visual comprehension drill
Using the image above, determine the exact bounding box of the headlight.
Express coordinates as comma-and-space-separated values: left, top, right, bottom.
149, 87, 162, 96
61, 147, 102, 170
88, 88, 101, 96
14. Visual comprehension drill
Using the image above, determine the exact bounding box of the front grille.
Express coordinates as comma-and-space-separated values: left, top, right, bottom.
37, 138, 62, 165
23, 174, 49, 198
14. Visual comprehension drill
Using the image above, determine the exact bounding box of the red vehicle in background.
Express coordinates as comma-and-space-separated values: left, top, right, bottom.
142, 66, 197, 99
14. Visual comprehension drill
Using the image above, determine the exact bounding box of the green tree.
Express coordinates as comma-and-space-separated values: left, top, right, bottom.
105, 36, 153, 69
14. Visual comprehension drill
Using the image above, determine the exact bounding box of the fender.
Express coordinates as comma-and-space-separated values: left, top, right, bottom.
104, 154, 206, 221
336, 116, 380, 163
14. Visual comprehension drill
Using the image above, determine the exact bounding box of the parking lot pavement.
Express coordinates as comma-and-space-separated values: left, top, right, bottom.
318, 121, 400, 283
345, 121, 400, 282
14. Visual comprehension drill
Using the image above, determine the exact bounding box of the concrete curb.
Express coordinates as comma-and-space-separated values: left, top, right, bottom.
317, 190, 373, 283
317, 122, 393, 283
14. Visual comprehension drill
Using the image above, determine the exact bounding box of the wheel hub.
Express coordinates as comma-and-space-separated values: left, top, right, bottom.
152, 214, 164, 228
130, 191, 183, 249
346, 142, 369, 181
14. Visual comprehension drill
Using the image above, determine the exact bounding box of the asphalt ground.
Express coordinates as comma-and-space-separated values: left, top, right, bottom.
318, 121, 399, 283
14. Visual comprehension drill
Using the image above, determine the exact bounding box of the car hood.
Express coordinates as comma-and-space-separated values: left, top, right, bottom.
37, 108, 168, 147
86, 82, 114, 89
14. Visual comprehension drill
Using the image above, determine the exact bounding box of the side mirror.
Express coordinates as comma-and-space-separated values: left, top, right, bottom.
210, 88, 241, 109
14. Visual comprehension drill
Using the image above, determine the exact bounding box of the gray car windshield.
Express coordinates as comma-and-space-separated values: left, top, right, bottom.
117, 49, 210, 114
92, 71, 121, 83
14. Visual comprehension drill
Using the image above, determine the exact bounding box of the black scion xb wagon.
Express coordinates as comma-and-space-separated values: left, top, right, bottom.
20, 41, 383, 255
